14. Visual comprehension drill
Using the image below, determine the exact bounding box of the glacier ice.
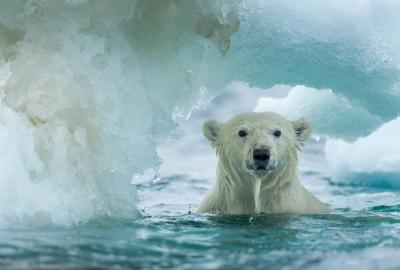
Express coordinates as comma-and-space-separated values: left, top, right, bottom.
0, 0, 241, 226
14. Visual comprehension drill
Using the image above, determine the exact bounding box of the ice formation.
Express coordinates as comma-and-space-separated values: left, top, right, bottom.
0, 0, 240, 226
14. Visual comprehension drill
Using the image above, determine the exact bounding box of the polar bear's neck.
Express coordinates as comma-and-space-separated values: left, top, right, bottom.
258, 164, 303, 213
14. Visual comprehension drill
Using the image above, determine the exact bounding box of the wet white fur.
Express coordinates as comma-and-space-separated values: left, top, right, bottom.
197, 112, 329, 214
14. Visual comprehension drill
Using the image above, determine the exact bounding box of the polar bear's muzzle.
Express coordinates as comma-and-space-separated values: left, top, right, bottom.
253, 148, 270, 169
246, 147, 277, 172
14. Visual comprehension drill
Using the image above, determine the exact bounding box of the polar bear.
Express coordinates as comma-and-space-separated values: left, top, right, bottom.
197, 112, 329, 214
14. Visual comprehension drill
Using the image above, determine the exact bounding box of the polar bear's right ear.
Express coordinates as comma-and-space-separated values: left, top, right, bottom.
203, 119, 223, 147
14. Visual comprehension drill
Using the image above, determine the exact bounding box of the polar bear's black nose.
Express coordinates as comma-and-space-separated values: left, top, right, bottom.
253, 149, 270, 162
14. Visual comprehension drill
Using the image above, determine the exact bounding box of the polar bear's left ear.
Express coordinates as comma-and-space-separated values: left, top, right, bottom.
292, 117, 312, 149
203, 119, 223, 148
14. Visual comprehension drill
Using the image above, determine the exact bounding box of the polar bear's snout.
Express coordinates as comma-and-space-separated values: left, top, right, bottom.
246, 146, 277, 172
252, 148, 270, 170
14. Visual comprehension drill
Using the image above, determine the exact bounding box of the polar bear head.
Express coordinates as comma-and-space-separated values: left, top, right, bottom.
203, 112, 311, 179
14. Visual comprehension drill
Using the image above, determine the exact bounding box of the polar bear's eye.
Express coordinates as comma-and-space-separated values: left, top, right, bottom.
238, 130, 247, 137
273, 130, 282, 137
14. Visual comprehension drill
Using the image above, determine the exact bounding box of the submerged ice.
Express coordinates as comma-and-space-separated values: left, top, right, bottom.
0, 0, 399, 226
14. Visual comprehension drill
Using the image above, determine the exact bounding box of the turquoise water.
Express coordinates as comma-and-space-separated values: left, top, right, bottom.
2, 190, 400, 269
2, 210, 399, 269
2, 140, 400, 269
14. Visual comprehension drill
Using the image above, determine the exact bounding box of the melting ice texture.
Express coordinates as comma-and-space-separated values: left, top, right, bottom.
0, 0, 400, 226
0, 0, 240, 226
